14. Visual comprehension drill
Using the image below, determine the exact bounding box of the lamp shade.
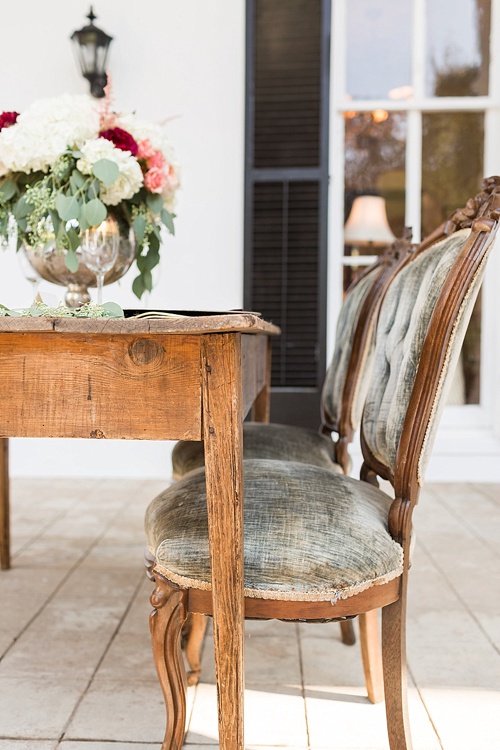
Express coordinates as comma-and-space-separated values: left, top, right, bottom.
344, 195, 395, 246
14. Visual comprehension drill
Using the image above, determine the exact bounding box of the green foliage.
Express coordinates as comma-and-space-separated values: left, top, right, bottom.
92, 158, 119, 186
84, 198, 107, 227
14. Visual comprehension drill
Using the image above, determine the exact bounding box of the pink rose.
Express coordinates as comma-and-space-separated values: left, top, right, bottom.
144, 167, 166, 193
137, 139, 156, 161
148, 150, 166, 170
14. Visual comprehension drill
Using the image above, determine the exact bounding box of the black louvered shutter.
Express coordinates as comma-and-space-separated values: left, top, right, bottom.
244, 0, 330, 428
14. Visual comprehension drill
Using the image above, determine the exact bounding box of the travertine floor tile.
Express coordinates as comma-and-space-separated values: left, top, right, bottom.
64, 680, 166, 744
0, 676, 84, 738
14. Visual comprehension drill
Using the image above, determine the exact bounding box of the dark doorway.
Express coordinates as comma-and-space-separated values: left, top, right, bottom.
244, 0, 331, 429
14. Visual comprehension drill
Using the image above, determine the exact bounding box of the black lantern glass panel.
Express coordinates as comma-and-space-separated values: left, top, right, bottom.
71, 7, 113, 98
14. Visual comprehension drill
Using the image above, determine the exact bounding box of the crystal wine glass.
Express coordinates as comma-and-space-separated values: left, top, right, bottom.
81, 219, 120, 305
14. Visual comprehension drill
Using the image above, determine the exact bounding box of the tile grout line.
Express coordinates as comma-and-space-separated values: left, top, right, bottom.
417, 538, 500, 658
0, 481, 120, 664
406, 661, 445, 750
424, 484, 500, 562
56, 487, 157, 744
296, 622, 312, 750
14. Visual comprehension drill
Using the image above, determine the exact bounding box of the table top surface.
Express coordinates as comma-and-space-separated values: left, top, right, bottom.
0, 310, 280, 336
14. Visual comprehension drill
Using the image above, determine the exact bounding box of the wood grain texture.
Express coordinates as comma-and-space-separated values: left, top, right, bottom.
149, 577, 188, 750
251, 336, 272, 423
201, 333, 245, 750
359, 609, 384, 704
187, 577, 400, 620
0, 438, 9, 570
0, 312, 280, 336
0, 333, 202, 440
185, 612, 208, 687
382, 585, 412, 750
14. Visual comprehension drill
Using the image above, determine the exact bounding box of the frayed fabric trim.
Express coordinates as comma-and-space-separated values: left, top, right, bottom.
151, 548, 404, 603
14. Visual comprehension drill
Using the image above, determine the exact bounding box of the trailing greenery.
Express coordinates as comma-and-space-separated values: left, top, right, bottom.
0, 300, 124, 318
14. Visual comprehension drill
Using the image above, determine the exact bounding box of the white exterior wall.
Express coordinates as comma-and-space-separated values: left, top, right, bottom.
0, 1, 245, 478
1, 1, 500, 480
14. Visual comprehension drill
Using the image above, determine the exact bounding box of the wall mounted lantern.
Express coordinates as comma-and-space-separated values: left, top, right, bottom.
71, 7, 113, 98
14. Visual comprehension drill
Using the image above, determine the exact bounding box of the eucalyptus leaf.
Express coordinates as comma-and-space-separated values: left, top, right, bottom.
161, 209, 175, 235
133, 214, 147, 244
64, 249, 79, 273
132, 274, 146, 299
84, 198, 107, 227
13, 195, 34, 220
148, 232, 160, 254
49, 209, 61, 236
92, 158, 119, 186
70, 169, 86, 191
100, 301, 125, 318
143, 268, 153, 293
143, 246, 160, 270
56, 194, 81, 222
146, 193, 164, 215
0, 178, 16, 202
78, 211, 90, 231
87, 178, 100, 200
66, 227, 80, 252
136, 253, 147, 273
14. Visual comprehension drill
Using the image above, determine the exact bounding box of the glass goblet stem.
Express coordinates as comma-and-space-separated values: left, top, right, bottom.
95, 271, 105, 306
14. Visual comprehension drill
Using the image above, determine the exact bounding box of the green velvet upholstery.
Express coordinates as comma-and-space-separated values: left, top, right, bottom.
362, 228, 474, 477
172, 421, 343, 479
171, 264, 381, 479
146, 459, 404, 602
321, 264, 379, 428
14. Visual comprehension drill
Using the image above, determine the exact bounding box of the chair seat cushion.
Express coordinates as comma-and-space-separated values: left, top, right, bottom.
146, 459, 404, 602
171, 422, 342, 478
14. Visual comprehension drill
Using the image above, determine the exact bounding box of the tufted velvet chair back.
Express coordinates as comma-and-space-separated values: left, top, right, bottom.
361, 182, 500, 507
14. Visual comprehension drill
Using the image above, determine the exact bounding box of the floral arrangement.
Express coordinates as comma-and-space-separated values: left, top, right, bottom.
0, 90, 179, 298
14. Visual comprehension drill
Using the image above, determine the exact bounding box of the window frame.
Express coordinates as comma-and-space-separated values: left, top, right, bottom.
329, 0, 500, 443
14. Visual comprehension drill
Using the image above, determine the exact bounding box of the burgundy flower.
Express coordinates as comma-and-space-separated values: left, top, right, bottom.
99, 127, 139, 156
0, 111, 19, 131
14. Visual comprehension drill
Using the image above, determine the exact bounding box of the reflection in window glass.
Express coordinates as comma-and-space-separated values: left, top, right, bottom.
344, 111, 406, 237
343, 111, 406, 289
422, 111, 484, 404
346, 0, 412, 101
426, 0, 490, 96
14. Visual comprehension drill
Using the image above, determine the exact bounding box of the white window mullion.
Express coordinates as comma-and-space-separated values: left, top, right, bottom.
405, 111, 422, 243
327, 0, 347, 359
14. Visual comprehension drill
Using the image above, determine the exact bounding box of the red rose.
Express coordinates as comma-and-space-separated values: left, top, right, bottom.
99, 127, 139, 156
0, 111, 19, 131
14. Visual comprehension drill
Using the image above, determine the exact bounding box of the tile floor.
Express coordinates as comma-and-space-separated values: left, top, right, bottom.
0, 478, 499, 749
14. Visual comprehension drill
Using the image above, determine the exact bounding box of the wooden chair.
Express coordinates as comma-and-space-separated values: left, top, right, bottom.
144, 177, 500, 750
170, 232, 414, 676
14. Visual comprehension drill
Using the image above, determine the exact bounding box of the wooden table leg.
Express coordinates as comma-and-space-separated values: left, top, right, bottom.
252, 336, 272, 423
202, 333, 245, 750
0, 438, 10, 570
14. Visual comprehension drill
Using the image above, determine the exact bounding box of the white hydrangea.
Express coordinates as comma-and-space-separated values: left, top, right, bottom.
0, 94, 100, 174
117, 112, 174, 157
77, 137, 144, 205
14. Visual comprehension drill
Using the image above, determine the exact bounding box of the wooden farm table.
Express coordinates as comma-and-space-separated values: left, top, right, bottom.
0, 311, 279, 750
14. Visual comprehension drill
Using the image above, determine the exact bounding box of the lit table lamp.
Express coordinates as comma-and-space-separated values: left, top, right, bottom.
344, 195, 395, 262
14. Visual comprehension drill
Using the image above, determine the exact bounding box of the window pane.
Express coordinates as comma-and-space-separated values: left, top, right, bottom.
346, 0, 412, 101
425, 0, 491, 96
422, 111, 484, 404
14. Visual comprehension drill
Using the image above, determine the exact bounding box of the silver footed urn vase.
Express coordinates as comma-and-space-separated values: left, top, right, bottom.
24, 214, 136, 307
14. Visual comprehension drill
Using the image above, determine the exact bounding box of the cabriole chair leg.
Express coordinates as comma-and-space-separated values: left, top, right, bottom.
150, 576, 188, 750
